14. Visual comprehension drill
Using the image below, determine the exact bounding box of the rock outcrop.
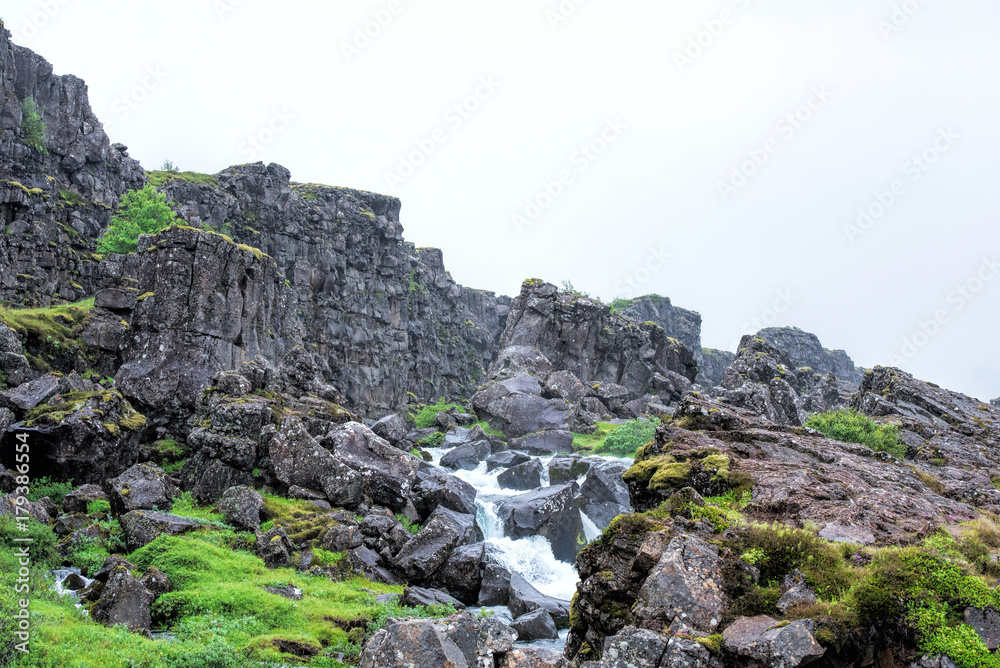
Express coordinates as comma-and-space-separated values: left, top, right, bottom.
758, 326, 863, 385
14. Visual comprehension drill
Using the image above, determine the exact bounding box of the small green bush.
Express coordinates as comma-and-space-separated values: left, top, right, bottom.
97, 185, 179, 254
62, 535, 110, 576
412, 398, 465, 429
21, 97, 48, 154
395, 514, 421, 535
85, 499, 111, 515
804, 409, 905, 459
27, 477, 74, 505
597, 417, 658, 457
416, 432, 445, 448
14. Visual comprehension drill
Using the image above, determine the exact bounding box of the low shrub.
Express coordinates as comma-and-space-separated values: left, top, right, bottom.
804, 409, 905, 458
596, 417, 658, 458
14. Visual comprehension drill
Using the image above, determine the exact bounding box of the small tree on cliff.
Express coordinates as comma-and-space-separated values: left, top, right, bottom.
20, 97, 48, 154
97, 186, 179, 254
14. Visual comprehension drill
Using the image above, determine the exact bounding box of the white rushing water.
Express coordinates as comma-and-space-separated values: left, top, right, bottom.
424, 448, 612, 602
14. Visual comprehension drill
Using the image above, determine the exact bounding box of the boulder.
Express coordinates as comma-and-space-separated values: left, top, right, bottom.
497, 459, 543, 491
269, 416, 340, 497
599, 625, 715, 668
964, 606, 1000, 651
633, 534, 727, 634
496, 484, 585, 562
440, 441, 491, 471
548, 454, 592, 485
91, 566, 153, 632
402, 586, 466, 610
777, 569, 817, 613
218, 485, 263, 531
394, 508, 474, 580
350, 546, 403, 585
372, 414, 409, 445
487, 451, 531, 472
0, 494, 51, 524
579, 462, 631, 531
722, 616, 824, 667
0, 323, 30, 388
508, 430, 574, 456
478, 563, 513, 606
322, 524, 364, 552
322, 421, 421, 511
2, 387, 146, 486
258, 526, 294, 569
61, 484, 108, 514
427, 542, 489, 605
360, 611, 515, 668
545, 370, 588, 404
0, 373, 60, 412
119, 510, 201, 552
139, 568, 172, 599
104, 463, 178, 516
508, 571, 570, 628
412, 473, 477, 520
497, 647, 569, 668
511, 608, 558, 641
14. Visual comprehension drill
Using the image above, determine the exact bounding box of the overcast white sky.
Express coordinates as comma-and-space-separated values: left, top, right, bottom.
6, 0, 999, 401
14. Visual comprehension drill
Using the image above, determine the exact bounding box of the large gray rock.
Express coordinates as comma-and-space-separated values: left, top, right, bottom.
322, 421, 421, 512
509, 430, 574, 456
0, 373, 60, 412
394, 507, 474, 580
497, 459, 543, 491
426, 542, 489, 605
104, 463, 178, 517
964, 606, 1000, 651
507, 571, 571, 628
496, 484, 585, 562
511, 608, 558, 641
119, 510, 201, 552
372, 414, 409, 445
412, 473, 477, 520
218, 485, 263, 531
758, 326, 862, 385
401, 586, 466, 610
498, 647, 570, 668
91, 566, 153, 632
440, 441, 491, 471
61, 484, 108, 514
579, 462, 631, 531
722, 616, 825, 667
487, 451, 532, 472
599, 625, 717, 668
360, 611, 516, 668
633, 534, 728, 634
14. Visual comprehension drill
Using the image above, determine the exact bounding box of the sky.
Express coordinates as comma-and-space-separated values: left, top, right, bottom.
6, 0, 999, 401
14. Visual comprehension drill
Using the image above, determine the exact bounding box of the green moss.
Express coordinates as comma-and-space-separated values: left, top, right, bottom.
648, 461, 693, 491
694, 634, 723, 654
805, 409, 905, 459
136, 291, 155, 301
0, 297, 95, 364
23, 390, 113, 427
416, 431, 445, 448
147, 170, 221, 189
622, 455, 677, 488
411, 398, 466, 429
572, 422, 620, 452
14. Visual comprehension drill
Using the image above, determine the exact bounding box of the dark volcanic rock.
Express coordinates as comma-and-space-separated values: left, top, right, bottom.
496, 484, 585, 563
393, 507, 474, 581
511, 608, 558, 641
579, 462, 631, 531
509, 430, 574, 456
412, 473, 477, 520
104, 463, 178, 516
722, 615, 824, 666
758, 326, 862, 384
487, 451, 531, 472
508, 571, 571, 627
440, 440, 490, 470
360, 611, 515, 668
218, 485, 263, 531
61, 484, 108, 514
401, 586, 466, 610
91, 567, 153, 632
497, 459, 543, 491
119, 510, 200, 552
322, 421, 421, 511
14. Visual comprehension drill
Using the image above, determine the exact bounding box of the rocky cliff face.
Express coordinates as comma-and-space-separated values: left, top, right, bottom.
698, 347, 735, 388
153, 164, 507, 414
758, 326, 862, 385
0, 25, 144, 305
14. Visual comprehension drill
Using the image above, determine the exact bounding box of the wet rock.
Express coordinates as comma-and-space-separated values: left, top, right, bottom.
218, 485, 263, 531
508, 571, 570, 627
478, 563, 513, 606
487, 451, 532, 472
61, 484, 108, 514
497, 459, 544, 491
322, 421, 421, 512
722, 615, 824, 667
511, 608, 558, 641
412, 473, 477, 520
579, 462, 631, 531
63, 572, 87, 591
440, 441, 491, 471
509, 430, 574, 456
119, 510, 201, 551
548, 454, 592, 485
427, 542, 490, 605
633, 534, 727, 634
496, 484, 585, 562
104, 463, 178, 516
401, 586, 466, 610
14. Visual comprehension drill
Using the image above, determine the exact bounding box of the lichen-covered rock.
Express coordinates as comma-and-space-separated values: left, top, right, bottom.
1, 387, 146, 486
321, 421, 421, 512
722, 615, 824, 667
498, 647, 569, 668
91, 566, 153, 632
119, 510, 200, 552
758, 326, 862, 385
394, 507, 474, 581
598, 625, 719, 668
104, 463, 178, 516
359, 611, 516, 668
401, 586, 466, 610
218, 485, 263, 531
61, 484, 108, 514
497, 459, 544, 491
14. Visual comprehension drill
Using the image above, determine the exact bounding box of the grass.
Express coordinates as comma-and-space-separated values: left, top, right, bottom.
146, 170, 220, 189
0, 298, 95, 366
410, 398, 467, 429
27, 477, 75, 504
572, 422, 620, 452
804, 409, 906, 459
